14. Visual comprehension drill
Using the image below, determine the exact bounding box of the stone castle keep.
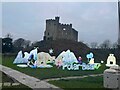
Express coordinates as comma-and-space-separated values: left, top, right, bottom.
43, 17, 78, 41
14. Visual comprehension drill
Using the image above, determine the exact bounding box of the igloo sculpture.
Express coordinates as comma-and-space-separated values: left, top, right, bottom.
106, 54, 118, 67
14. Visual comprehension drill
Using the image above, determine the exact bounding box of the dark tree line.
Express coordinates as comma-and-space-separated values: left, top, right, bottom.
1, 33, 119, 53
13, 38, 31, 52
90, 40, 118, 49
1, 34, 31, 53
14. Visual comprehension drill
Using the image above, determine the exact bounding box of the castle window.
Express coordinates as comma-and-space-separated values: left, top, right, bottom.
48, 32, 49, 35
47, 38, 49, 40
63, 28, 66, 31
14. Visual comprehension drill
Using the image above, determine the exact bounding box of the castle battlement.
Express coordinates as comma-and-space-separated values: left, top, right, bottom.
43, 17, 78, 42
46, 17, 59, 22
60, 23, 70, 26
46, 19, 56, 22
60, 23, 72, 28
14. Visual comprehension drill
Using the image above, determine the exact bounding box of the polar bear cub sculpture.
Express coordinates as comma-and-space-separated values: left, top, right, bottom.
106, 54, 118, 67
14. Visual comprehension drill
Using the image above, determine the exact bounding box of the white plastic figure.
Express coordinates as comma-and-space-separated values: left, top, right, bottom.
29, 48, 38, 60
49, 49, 53, 54
24, 52, 30, 60
56, 50, 78, 65
101, 60, 104, 64
106, 54, 118, 67
89, 58, 94, 64
13, 51, 28, 64
36, 52, 55, 67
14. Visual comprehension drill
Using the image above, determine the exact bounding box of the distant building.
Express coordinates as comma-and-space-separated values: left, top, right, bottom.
43, 17, 78, 42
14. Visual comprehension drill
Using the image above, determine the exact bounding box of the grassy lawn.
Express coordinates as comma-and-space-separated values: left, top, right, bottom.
48, 76, 112, 90
0, 54, 110, 89
1, 55, 107, 80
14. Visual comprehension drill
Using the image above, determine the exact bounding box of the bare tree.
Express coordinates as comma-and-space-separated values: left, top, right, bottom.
99, 40, 111, 49
13, 38, 25, 48
24, 40, 31, 48
112, 42, 118, 49
90, 42, 98, 49
13, 38, 31, 52
13, 38, 31, 48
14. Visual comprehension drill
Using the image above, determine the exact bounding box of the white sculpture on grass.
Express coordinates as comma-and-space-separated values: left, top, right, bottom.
36, 52, 55, 68
101, 60, 104, 64
17, 64, 28, 68
24, 52, 30, 60
13, 51, 28, 64
106, 54, 118, 67
89, 58, 94, 64
57, 50, 78, 64
55, 51, 65, 62
55, 50, 78, 70
49, 48, 53, 54
29, 48, 38, 61
86, 52, 94, 62
13, 48, 38, 65
17, 51, 23, 58
54, 51, 65, 67
81, 52, 101, 70
62, 50, 78, 64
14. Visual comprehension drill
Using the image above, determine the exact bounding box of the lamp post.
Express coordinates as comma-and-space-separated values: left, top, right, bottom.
118, 1, 120, 44
118, 0, 120, 60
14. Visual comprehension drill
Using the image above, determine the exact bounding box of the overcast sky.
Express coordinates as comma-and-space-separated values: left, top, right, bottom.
2, 2, 119, 44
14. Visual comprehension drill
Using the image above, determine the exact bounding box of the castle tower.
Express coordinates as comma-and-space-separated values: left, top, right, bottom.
55, 16, 60, 22
43, 17, 59, 40
43, 17, 78, 42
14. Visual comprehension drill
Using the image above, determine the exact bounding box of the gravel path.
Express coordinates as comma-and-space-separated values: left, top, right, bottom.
43, 74, 103, 81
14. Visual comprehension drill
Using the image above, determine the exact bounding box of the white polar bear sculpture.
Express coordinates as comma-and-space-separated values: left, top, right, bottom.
36, 52, 55, 67
106, 54, 118, 67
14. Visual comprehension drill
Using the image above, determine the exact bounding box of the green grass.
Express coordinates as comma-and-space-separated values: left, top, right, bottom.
1, 55, 110, 89
48, 76, 111, 90
1, 48, 118, 89
1, 55, 106, 80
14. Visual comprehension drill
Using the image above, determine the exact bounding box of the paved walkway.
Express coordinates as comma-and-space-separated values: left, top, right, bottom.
43, 74, 103, 81
0, 65, 103, 89
0, 65, 60, 89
